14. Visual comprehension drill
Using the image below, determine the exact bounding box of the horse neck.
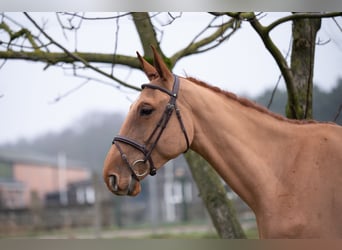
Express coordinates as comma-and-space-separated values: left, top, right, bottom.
182, 80, 291, 211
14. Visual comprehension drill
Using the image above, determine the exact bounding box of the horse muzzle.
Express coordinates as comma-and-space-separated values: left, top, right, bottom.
107, 173, 141, 196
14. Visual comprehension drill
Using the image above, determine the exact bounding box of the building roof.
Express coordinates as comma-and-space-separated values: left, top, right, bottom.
0, 179, 25, 188
0, 150, 90, 170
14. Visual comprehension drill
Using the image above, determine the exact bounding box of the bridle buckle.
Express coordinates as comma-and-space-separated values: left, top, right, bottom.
112, 74, 189, 179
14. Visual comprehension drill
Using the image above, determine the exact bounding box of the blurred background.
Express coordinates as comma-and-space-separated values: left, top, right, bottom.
0, 12, 341, 238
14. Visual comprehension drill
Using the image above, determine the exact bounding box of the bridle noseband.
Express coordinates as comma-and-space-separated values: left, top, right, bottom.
112, 74, 190, 181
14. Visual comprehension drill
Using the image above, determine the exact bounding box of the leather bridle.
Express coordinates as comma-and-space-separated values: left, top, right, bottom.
112, 74, 190, 181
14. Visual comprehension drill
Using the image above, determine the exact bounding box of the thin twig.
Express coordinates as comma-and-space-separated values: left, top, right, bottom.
0, 40, 52, 50
266, 12, 342, 33
248, 13, 299, 118
267, 25, 293, 109
56, 12, 69, 40
163, 12, 182, 26
332, 17, 342, 32
60, 12, 131, 21
333, 104, 342, 122
111, 12, 120, 76
267, 23, 292, 109
267, 74, 282, 109
188, 17, 218, 48
316, 37, 331, 46
171, 17, 237, 63
49, 79, 89, 103
24, 12, 140, 91
0, 58, 7, 70
61, 66, 137, 93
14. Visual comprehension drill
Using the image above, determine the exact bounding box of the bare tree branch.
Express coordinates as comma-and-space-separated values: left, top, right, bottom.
0, 50, 140, 68
1, 12, 241, 91
49, 78, 89, 103
266, 12, 342, 33
212, 12, 341, 119
0, 58, 7, 70
164, 12, 182, 26
218, 12, 301, 117
23, 12, 140, 91
60, 12, 131, 21
332, 17, 342, 32
131, 12, 162, 59
267, 35, 293, 109
0, 20, 41, 51
1, 13, 241, 81
248, 14, 302, 118
213, 12, 300, 117
212, 12, 342, 33
333, 104, 342, 122
170, 17, 239, 66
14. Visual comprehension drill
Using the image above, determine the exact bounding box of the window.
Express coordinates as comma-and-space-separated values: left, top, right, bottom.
76, 188, 85, 204
0, 161, 13, 179
85, 186, 95, 204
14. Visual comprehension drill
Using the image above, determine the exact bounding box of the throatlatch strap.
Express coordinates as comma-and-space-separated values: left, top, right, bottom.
112, 74, 189, 178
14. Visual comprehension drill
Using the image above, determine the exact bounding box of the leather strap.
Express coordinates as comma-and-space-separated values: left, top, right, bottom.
112, 74, 189, 179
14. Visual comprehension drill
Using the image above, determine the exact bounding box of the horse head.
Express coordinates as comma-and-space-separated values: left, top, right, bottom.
103, 46, 193, 196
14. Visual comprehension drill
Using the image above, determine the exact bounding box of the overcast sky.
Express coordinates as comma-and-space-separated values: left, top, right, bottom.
0, 12, 341, 144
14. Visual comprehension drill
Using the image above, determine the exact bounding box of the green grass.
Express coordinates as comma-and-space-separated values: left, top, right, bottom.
145, 228, 258, 239
1, 221, 259, 239
244, 228, 259, 239
146, 232, 220, 239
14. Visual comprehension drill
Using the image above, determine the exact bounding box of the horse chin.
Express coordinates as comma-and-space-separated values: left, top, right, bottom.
127, 179, 141, 196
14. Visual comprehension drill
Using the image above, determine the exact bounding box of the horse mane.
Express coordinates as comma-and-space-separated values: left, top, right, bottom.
186, 77, 320, 125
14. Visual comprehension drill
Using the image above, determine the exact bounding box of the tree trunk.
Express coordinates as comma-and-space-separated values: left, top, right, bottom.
287, 16, 321, 119
131, 12, 162, 59
184, 150, 246, 239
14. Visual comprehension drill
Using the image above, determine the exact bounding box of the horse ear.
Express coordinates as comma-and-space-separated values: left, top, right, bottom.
151, 46, 173, 83
136, 51, 158, 81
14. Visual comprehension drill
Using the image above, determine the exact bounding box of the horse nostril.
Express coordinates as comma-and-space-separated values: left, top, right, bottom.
109, 175, 119, 192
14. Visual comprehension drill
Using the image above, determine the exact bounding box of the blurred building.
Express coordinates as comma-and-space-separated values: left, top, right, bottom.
0, 150, 255, 234
0, 150, 91, 209
45, 179, 96, 206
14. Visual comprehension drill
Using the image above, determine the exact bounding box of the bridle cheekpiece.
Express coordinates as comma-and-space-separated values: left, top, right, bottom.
112, 74, 190, 181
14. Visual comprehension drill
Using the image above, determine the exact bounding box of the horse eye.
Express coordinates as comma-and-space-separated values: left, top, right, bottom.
140, 107, 154, 116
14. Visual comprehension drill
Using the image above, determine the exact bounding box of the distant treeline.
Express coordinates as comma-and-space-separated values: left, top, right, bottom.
1, 111, 125, 171
1, 78, 341, 171
255, 78, 342, 124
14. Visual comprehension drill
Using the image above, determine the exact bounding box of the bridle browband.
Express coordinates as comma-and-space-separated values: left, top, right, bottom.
112, 74, 190, 181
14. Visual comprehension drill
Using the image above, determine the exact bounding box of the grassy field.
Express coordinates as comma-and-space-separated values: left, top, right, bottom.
2, 223, 259, 239
146, 228, 258, 239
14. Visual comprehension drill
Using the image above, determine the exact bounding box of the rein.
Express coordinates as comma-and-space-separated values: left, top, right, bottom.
112, 74, 190, 181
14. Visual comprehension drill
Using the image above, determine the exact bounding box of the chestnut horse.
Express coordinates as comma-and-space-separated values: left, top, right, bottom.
103, 47, 342, 238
